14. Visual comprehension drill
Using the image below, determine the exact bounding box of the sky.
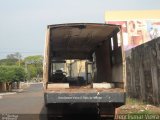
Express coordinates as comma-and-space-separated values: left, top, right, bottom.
0, 0, 160, 59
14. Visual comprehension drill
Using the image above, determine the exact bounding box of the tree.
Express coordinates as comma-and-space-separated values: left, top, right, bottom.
0, 59, 18, 66
0, 52, 22, 66
6, 52, 22, 66
0, 66, 26, 91
0, 66, 26, 83
7, 52, 22, 60
0, 66, 8, 83
24, 55, 43, 64
11, 66, 26, 82
24, 55, 43, 80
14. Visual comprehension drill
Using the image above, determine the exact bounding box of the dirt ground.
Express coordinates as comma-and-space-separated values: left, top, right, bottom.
116, 98, 160, 115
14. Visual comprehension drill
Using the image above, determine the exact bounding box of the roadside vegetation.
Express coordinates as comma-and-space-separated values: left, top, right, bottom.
117, 97, 160, 119
0, 52, 43, 92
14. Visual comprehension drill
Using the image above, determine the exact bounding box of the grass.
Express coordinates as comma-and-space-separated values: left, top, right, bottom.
126, 97, 147, 105
126, 110, 158, 120
117, 97, 160, 119
129, 109, 154, 114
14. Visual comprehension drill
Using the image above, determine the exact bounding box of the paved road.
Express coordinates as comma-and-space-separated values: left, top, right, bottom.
0, 83, 47, 120
0, 83, 112, 120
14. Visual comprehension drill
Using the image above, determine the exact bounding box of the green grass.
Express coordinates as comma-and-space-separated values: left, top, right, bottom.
123, 97, 160, 120
126, 97, 147, 105
129, 109, 154, 114
126, 110, 157, 120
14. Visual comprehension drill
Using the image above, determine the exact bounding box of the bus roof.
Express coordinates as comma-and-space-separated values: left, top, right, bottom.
48, 23, 120, 59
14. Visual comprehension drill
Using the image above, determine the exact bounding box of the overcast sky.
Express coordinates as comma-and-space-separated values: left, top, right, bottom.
0, 0, 160, 58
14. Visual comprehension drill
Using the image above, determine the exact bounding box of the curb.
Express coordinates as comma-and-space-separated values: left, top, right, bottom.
0, 92, 16, 96
11, 89, 24, 93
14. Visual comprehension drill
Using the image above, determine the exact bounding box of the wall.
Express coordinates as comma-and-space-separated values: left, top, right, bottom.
126, 37, 160, 105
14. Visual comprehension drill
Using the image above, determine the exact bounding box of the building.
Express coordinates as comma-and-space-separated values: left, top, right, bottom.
105, 10, 160, 50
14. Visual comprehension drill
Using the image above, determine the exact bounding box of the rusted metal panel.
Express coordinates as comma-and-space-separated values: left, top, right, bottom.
49, 23, 120, 59
43, 23, 126, 106
45, 92, 125, 104
113, 34, 118, 50
93, 83, 115, 89
43, 29, 50, 88
47, 83, 69, 89
45, 88, 124, 93
43, 28, 51, 89
95, 39, 112, 83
